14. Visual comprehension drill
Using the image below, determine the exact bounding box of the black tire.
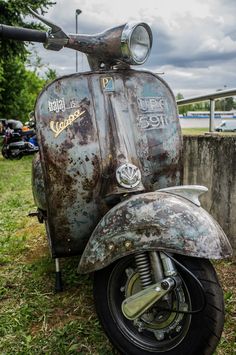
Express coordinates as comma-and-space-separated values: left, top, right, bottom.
94, 254, 224, 355
14, 152, 23, 159
1, 145, 10, 159
1, 146, 22, 159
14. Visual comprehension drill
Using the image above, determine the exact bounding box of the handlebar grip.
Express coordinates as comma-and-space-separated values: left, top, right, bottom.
0, 24, 47, 43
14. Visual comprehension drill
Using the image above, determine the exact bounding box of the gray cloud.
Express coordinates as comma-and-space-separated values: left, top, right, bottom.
29, 0, 236, 97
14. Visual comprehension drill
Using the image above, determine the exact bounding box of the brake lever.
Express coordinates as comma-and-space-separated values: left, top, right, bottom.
28, 7, 69, 51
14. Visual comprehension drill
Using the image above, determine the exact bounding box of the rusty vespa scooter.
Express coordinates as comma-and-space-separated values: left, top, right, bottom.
0, 8, 233, 355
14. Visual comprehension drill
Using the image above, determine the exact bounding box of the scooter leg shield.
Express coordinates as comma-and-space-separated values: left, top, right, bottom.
78, 190, 232, 273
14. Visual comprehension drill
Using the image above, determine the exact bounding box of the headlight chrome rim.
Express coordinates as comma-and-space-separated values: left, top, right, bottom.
121, 22, 153, 65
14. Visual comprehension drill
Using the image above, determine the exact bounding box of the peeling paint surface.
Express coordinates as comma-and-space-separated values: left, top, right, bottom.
78, 191, 233, 273
33, 70, 182, 257
32, 153, 47, 211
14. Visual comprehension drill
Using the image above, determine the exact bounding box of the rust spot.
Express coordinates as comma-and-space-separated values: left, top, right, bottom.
55, 80, 63, 93
81, 155, 100, 194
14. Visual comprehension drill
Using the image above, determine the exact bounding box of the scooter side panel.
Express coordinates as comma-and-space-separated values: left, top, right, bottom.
78, 191, 233, 273
35, 74, 105, 257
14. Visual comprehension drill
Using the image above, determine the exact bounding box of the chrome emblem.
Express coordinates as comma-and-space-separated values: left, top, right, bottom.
116, 163, 141, 188
101, 77, 114, 91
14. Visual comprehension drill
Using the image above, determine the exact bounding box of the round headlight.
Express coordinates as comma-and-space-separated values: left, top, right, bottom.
121, 23, 152, 65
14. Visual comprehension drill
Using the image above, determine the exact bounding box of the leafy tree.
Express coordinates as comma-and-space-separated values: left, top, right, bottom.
176, 93, 184, 100
45, 68, 57, 83
0, 57, 45, 121
176, 94, 195, 115
176, 93, 186, 115
215, 99, 223, 111
215, 97, 235, 111
176, 90, 236, 115
0, 59, 4, 100
26, 48, 57, 82
224, 97, 234, 111
0, 0, 55, 60
204, 101, 210, 111
0, 0, 55, 121
194, 102, 204, 111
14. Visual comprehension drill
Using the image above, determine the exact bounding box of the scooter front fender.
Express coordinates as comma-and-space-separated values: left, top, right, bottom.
78, 190, 232, 273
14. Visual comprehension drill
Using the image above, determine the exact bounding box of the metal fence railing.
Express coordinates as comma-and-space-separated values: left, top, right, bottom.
176, 88, 236, 131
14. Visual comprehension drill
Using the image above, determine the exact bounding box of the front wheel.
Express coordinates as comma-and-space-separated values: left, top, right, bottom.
94, 254, 224, 355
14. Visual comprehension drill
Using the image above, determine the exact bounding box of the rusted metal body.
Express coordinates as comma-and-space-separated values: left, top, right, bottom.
32, 153, 47, 211
78, 190, 232, 273
66, 23, 152, 69
66, 25, 125, 70
33, 68, 232, 265
33, 69, 183, 257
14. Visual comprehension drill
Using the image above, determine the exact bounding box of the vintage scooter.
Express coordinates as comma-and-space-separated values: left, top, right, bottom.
0, 8, 233, 355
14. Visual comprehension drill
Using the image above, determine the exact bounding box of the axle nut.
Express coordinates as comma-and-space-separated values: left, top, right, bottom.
161, 280, 169, 290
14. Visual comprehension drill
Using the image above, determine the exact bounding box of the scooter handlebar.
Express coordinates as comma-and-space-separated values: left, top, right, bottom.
0, 24, 47, 43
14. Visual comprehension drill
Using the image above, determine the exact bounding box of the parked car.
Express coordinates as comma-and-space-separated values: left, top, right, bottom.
215, 120, 236, 132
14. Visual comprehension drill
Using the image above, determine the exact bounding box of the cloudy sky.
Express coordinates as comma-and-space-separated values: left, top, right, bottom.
30, 0, 236, 97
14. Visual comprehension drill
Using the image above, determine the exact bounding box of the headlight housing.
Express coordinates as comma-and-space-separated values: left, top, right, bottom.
121, 23, 153, 65
66, 21, 153, 69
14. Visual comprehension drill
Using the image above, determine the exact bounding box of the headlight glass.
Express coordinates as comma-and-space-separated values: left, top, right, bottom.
130, 25, 151, 63
121, 23, 152, 65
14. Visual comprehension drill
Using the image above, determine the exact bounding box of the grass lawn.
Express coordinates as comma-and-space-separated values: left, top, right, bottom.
0, 155, 235, 354
182, 127, 236, 135
182, 128, 209, 135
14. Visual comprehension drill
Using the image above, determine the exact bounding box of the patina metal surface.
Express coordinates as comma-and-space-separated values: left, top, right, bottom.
34, 69, 182, 257
66, 23, 152, 69
158, 185, 208, 207
78, 191, 233, 273
66, 25, 125, 69
32, 153, 47, 211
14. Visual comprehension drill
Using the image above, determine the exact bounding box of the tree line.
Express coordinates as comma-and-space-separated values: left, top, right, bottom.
176, 93, 236, 115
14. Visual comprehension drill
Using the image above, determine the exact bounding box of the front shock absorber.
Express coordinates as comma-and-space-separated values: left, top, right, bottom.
135, 252, 152, 289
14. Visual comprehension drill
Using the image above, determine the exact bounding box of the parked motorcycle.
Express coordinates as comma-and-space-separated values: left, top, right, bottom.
0, 8, 233, 355
1, 125, 39, 159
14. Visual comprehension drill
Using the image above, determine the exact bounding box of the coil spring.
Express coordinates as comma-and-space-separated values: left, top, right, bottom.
135, 252, 152, 289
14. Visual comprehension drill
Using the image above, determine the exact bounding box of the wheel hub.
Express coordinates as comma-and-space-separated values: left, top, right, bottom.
124, 268, 191, 341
